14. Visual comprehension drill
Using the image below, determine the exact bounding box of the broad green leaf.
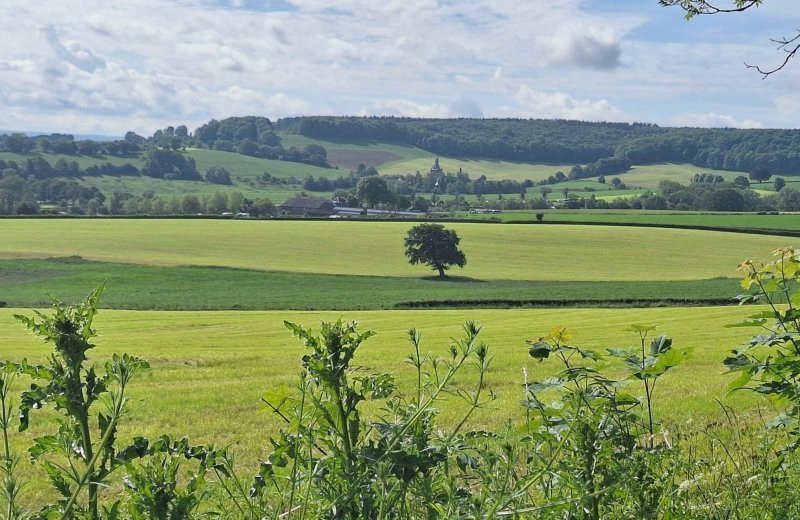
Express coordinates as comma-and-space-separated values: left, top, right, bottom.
623, 324, 657, 334
726, 370, 753, 392
649, 335, 673, 356
648, 347, 691, 375
576, 347, 601, 360
528, 341, 551, 361
525, 377, 565, 393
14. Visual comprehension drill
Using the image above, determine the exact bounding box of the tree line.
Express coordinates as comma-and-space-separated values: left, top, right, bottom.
0, 116, 331, 172
276, 116, 800, 175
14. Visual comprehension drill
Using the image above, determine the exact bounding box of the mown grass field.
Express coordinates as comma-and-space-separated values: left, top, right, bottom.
0, 257, 742, 310
0, 217, 792, 508
0, 305, 768, 473
461, 209, 800, 230
0, 219, 788, 282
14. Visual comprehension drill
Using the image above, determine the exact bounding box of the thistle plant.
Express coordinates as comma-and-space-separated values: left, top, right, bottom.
251, 319, 494, 519
12, 284, 150, 519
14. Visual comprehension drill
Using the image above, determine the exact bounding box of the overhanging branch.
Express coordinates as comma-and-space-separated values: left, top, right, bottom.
659, 0, 762, 17
660, 1, 797, 77
745, 31, 800, 78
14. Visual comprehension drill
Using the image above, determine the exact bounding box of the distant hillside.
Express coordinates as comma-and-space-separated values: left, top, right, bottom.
276, 116, 800, 174
2, 116, 798, 217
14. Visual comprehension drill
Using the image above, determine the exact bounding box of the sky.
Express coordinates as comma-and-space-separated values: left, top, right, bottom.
1, 0, 799, 136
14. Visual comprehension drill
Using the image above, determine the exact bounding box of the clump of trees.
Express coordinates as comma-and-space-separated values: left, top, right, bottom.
192, 116, 330, 168
142, 149, 200, 180
204, 165, 232, 185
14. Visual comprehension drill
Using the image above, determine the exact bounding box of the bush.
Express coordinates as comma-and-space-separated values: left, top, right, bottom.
205, 165, 233, 185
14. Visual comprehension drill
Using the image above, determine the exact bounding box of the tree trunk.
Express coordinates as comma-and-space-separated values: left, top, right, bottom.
437, 265, 446, 278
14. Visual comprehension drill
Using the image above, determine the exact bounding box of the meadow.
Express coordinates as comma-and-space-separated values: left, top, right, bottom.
460, 209, 800, 230
0, 257, 741, 309
1, 218, 783, 432
1, 217, 798, 516
0, 305, 766, 471
277, 133, 433, 171
0, 219, 786, 282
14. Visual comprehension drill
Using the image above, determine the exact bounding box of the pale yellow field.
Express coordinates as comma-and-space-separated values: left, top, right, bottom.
0, 219, 788, 281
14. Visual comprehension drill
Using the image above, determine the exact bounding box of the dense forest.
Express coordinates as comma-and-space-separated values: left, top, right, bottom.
277, 116, 800, 174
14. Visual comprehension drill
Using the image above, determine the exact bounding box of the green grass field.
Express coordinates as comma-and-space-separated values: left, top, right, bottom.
184, 148, 335, 181
380, 156, 578, 182
0, 151, 141, 170
0, 305, 769, 472
0, 219, 788, 282
0, 257, 742, 310
618, 163, 744, 189
459, 210, 800, 230
277, 133, 433, 171
0, 216, 793, 510
80, 174, 316, 202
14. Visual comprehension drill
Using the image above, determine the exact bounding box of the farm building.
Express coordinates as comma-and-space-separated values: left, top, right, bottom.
279, 196, 335, 216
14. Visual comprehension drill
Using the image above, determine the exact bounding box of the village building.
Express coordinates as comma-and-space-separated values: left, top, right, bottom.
278, 196, 334, 216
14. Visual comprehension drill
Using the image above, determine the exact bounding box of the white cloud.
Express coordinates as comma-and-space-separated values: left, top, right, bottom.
364, 99, 454, 118
220, 88, 310, 117
0, 0, 797, 134
511, 85, 624, 121
546, 26, 622, 69
450, 98, 483, 118
668, 112, 763, 129
40, 25, 106, 73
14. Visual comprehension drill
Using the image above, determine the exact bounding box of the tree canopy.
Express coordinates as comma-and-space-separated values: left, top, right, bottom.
278, 116, 800, 174
404, 224, 467, 278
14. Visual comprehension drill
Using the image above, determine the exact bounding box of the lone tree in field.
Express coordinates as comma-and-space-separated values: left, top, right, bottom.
404, 223, 466, 278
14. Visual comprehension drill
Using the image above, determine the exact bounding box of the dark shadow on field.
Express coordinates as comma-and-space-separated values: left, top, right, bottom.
420, 275, 486, 283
